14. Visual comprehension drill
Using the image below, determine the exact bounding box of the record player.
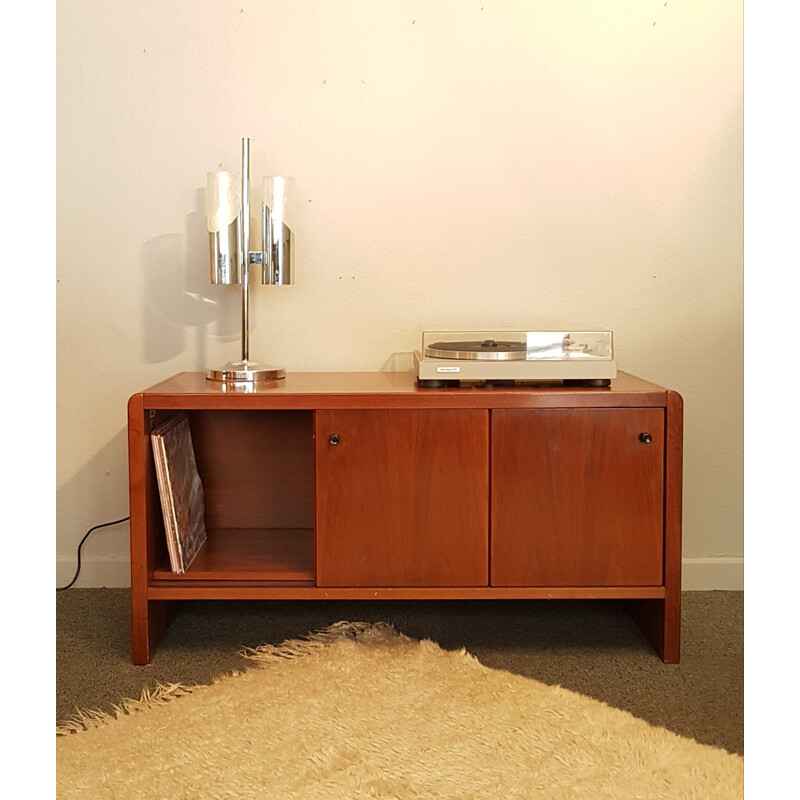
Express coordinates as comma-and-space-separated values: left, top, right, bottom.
414, 330, 617, 387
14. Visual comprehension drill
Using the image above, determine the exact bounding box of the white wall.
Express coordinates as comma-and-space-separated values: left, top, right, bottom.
56, 1, 743, 588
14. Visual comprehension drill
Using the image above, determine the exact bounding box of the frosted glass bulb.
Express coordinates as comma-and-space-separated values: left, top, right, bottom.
206, 171, 241, 233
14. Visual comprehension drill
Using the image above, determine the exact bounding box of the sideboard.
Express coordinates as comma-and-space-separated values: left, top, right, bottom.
127, 371, 683, 664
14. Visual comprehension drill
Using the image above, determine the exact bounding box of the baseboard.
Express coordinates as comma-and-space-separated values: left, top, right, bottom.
56, 555, 131, 589
681, 557, 744, 591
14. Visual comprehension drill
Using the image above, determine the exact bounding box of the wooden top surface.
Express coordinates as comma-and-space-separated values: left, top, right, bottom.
131, 371, 672, 411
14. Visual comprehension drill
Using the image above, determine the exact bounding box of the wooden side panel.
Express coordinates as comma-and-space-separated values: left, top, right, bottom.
627, 390, 684, 662
316, 409, 489, 587
127, 393, 152, 663
491, 408, 665, 587
128, 396, 181, 663
663, 390, 684, 659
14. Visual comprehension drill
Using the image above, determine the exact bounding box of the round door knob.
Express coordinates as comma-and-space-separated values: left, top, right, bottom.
328, 433, 340, 446
639, 432, 653, 444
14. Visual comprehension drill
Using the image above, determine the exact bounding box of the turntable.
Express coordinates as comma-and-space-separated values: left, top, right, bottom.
414, 330, 616, 388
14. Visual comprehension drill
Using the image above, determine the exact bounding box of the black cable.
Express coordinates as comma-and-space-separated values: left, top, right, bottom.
56, 516, 130, 591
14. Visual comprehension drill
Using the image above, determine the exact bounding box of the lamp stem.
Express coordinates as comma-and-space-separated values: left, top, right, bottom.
242, 259, 250, 363
241, 137, 250, 363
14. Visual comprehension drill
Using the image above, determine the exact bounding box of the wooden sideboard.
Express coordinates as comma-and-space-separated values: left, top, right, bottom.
128, 371, 683, 664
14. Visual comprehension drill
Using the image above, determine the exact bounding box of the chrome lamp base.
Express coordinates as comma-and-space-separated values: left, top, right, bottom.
205, 360, 286, 383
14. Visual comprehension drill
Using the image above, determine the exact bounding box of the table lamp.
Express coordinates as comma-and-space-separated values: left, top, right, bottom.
205, 138, 294, 383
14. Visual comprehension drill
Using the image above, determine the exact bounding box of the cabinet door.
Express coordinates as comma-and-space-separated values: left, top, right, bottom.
316, 409, 489, 587
491, 409, 664, 587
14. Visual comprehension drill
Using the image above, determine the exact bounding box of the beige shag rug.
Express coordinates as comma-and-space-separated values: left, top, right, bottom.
57, 622, 743, 799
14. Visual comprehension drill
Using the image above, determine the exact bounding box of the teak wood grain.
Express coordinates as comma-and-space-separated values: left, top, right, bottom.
152, 529, 315, 582
136, 370, 669, 410
315, 409, 489, 587
491, 408, 665, 587
188, 410, 314, 530
127, 371, 683, 664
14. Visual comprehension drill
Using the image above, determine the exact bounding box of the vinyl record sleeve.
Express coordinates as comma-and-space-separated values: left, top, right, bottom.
151, 414, 208, 574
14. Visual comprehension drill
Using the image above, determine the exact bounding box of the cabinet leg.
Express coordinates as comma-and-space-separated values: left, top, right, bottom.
625, 596, 681, 663
131, 594, 182, 665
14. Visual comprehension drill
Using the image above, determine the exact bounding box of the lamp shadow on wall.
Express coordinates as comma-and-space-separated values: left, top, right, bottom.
142, 188, 239, 369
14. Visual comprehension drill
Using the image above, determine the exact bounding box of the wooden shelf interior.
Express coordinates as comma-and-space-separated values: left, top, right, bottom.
150, 409, 316, 582
187, 409, 314, 531
153, 528, 315, 582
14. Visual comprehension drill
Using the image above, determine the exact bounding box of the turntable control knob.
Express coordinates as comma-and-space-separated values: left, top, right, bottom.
328, 433, 340, 446
639, 432, 653, 444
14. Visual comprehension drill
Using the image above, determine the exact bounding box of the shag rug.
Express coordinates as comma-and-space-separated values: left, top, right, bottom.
57, 622, 743, 799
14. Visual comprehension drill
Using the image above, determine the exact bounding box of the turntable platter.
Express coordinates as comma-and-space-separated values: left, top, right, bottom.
424, 338, 527, 361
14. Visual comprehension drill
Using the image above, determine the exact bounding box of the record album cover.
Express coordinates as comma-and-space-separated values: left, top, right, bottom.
151, 413, 207, 574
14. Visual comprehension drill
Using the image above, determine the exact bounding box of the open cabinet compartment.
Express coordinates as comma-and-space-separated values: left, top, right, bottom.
150, 409, 315, 584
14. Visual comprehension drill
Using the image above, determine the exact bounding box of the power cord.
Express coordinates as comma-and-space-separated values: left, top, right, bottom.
56, 516, 130, 591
